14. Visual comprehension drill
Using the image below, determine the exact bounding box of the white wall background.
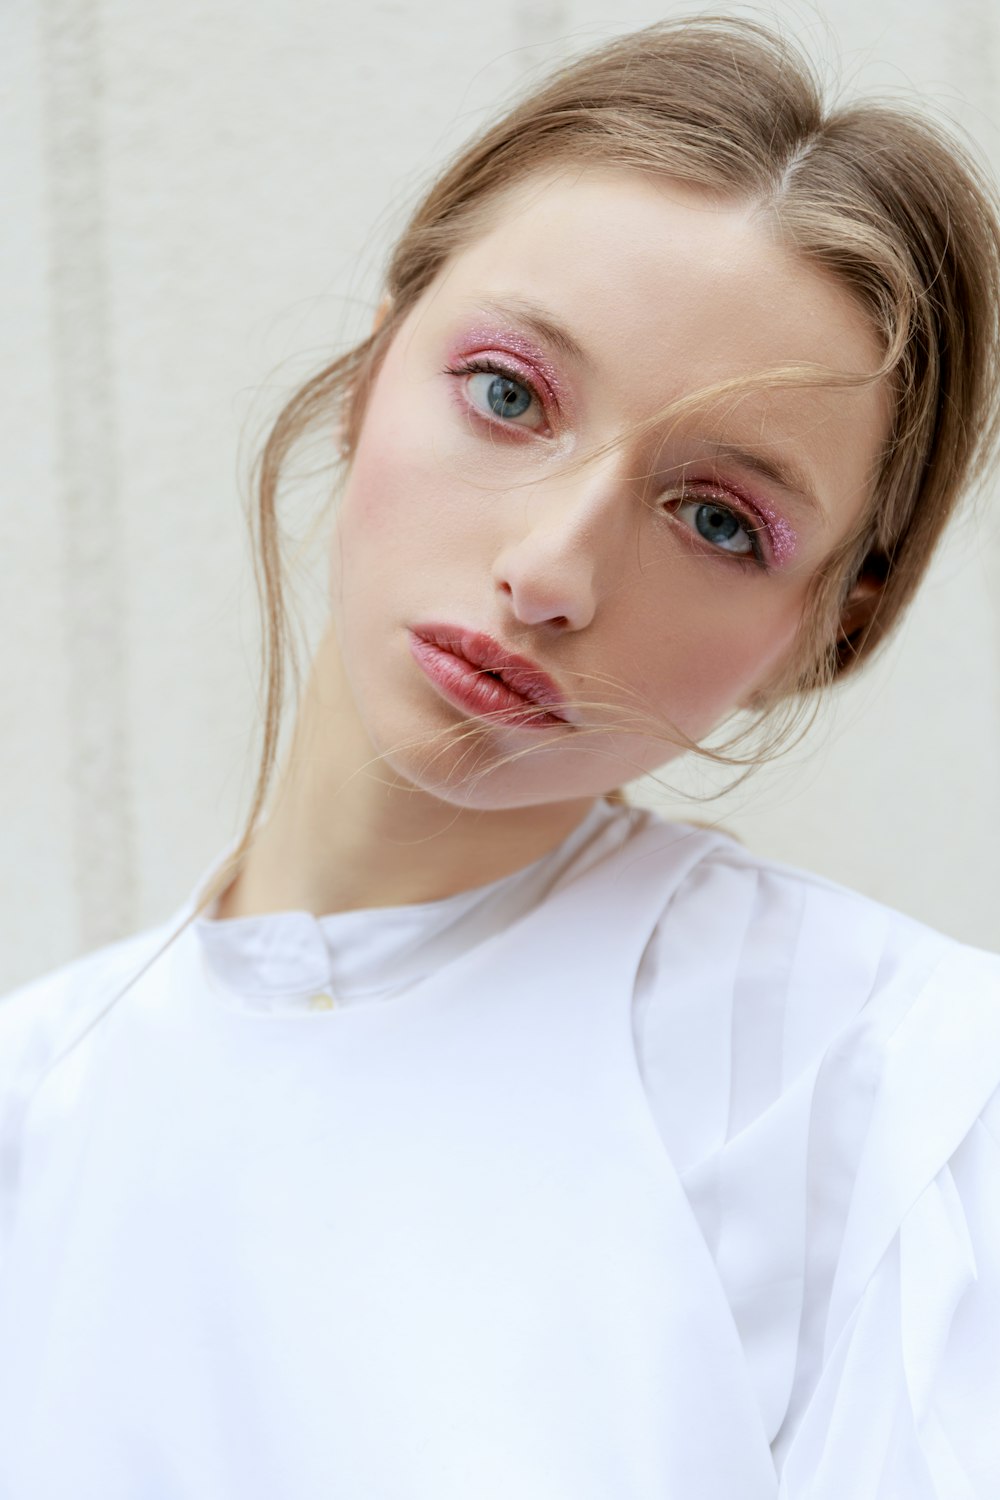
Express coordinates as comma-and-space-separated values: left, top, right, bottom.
3, 0, 999, 991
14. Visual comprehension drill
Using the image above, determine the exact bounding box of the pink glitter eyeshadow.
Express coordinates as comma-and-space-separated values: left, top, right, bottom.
712, 477, 800, 568
453, 323, 569, 410
749, 499, 798, 567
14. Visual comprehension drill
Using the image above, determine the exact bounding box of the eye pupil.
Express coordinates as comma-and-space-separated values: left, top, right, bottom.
695, 504, 741, 545
488, 376, 532, 419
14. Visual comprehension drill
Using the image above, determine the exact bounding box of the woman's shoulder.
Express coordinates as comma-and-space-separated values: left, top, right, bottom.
638, 817, 999, 1176
0, 923, 174, 1091
639, 815, 1000, 1219
670, 819, 1000, 1168
634, 822, 1000, 1486
652, 815, 1000, 1007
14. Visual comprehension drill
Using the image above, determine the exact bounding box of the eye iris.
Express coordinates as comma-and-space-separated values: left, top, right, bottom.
695, 503, 742, 548
487, 375, 531, 419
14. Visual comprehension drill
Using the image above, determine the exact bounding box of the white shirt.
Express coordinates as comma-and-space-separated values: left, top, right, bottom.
1, 802, 998, 1497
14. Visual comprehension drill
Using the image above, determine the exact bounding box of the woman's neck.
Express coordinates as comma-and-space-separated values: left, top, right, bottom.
214, 628, 597, 920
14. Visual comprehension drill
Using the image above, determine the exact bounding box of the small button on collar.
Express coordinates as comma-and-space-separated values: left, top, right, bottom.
307, 992, 337, 1012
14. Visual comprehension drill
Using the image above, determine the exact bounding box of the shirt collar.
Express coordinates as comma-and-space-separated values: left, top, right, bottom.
188, 799, 632, 1008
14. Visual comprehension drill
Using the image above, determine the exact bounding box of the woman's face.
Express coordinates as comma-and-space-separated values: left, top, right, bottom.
329, 167, 889, 808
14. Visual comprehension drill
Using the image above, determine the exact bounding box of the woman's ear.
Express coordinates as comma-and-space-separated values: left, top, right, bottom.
835, 554, 889, 664
737, 552, 890, 710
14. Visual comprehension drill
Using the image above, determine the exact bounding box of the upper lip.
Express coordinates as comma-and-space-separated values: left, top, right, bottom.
411, 622, 572, 721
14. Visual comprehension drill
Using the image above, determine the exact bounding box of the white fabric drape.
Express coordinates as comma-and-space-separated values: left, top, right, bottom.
1, 808, 998, 1496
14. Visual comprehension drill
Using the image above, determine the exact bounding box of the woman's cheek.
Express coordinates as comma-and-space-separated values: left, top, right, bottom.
343, 370, 475, 550
636, 597, 804, 734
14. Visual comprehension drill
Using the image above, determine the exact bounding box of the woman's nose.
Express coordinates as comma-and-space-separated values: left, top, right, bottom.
492, 466, 629, 630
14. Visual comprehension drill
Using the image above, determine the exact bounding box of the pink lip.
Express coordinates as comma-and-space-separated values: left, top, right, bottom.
408, 623, 572, 729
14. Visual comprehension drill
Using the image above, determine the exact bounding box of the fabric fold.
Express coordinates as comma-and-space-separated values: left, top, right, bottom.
774, 952, 1000, 1498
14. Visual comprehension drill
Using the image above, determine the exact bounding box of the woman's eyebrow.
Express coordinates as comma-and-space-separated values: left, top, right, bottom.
475, 296, 594, 369
706, 441, 828, 523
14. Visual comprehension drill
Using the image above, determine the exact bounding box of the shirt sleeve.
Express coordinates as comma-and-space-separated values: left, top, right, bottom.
773, 941, 1000, 1498
632, 850, 1000, 1497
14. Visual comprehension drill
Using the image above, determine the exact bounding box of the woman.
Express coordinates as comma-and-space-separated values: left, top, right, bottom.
1, 15, 998, 1498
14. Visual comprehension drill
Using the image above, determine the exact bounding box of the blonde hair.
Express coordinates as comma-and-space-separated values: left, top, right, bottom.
210, 13, 1000, 910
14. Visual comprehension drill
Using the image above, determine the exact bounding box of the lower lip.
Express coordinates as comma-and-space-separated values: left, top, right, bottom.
408, 634, 568, 730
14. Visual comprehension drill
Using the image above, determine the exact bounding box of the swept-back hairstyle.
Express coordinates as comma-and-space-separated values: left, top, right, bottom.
213, 12, 1000, 909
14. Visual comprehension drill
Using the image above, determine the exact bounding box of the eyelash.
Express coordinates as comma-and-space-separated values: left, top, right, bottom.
444, 357, 771, 570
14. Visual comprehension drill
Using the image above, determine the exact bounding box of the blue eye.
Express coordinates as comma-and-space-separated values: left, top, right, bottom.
671, 495, 758, 559
478, 373, 533, 420
694, 502, 750, 552
452, 360, 545, 429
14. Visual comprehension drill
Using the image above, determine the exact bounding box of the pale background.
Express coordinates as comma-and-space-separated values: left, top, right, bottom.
3, 0, 999, 992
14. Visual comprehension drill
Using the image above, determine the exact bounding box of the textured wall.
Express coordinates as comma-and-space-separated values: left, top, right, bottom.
3, 0, 999, 990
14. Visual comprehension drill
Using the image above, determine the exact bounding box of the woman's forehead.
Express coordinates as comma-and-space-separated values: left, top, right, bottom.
408, 169, 890, 518
424, 170, 880, 382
